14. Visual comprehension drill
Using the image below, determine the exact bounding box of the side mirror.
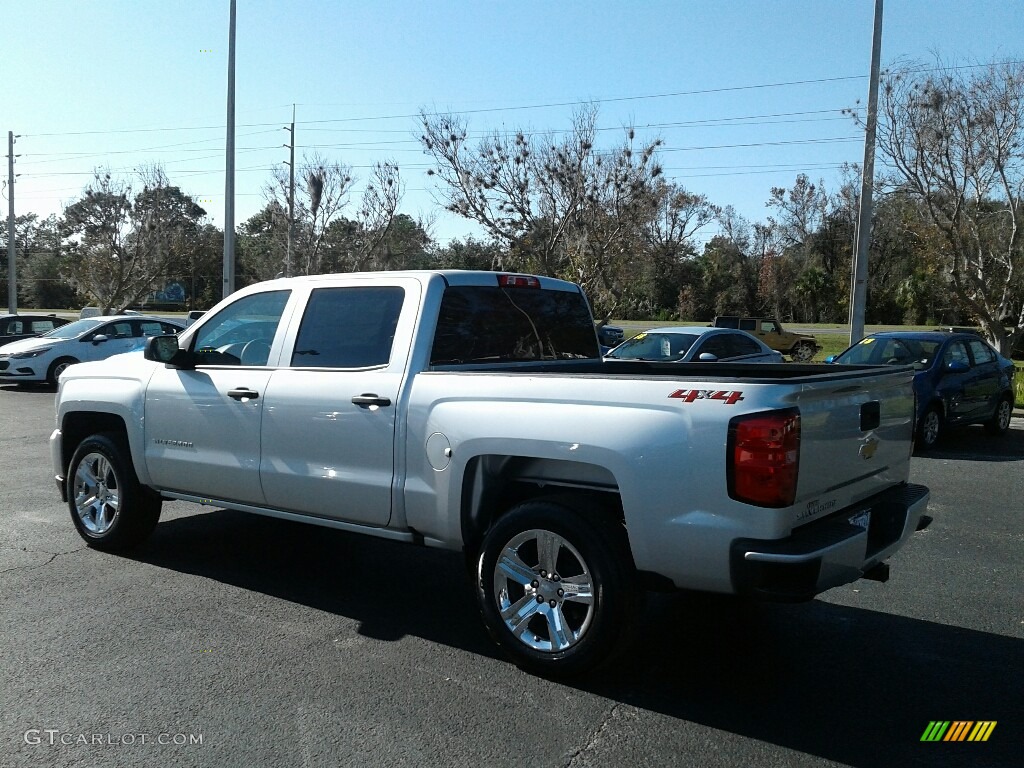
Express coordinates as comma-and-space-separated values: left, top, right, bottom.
945, 360, 969, 373
145, 335, 194, 369
697, 352, 719, 362
824, 355, 836, 364
91, 334, 109, 345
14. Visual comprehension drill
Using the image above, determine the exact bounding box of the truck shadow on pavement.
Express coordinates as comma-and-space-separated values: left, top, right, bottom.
594, 592, 1022, 768
917, 420, 1024, 462
135, 508, 1021, 768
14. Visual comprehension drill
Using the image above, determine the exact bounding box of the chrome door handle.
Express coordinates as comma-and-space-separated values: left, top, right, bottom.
351, 393, 391, 407
227, 388, 260, 401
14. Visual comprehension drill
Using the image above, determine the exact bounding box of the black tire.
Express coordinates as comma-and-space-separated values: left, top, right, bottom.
67, 433, 161, 551
790, 341, 816, 362
47, 356, 79, 386
916, 406, 942, 452
475, 498, 639, 678
985, 396, 1013, 435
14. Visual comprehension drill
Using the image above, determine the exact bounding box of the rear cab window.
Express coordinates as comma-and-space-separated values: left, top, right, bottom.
430, 283, 599, 365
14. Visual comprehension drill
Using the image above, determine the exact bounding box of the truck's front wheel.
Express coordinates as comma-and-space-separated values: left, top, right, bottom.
68, 433, 161, 551
476, 499, 638, 677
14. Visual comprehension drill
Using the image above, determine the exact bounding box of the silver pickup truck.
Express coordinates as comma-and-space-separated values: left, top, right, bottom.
50, 271, 929, 676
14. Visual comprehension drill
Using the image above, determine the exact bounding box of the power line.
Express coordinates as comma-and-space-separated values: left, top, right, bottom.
19, 58, 1018, 141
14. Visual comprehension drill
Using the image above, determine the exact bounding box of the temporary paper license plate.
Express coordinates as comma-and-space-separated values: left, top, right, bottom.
848, 510, 871, 531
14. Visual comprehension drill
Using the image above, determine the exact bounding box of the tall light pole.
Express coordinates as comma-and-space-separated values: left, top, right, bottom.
6, 132, 17, 314
222, 0, 236, 299
849, 0, 883, 345
284, 105, 295, 277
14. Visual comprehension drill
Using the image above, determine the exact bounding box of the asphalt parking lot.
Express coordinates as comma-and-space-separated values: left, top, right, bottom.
1, 384, 1021, 768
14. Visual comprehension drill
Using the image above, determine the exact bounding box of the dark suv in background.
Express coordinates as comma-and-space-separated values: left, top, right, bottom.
0, 314, 70, 346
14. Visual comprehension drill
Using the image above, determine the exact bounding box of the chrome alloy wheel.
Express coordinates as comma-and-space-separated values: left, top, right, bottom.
492, 528, 595, 653
73, 451, 121, 535
996, 400, 1012, 431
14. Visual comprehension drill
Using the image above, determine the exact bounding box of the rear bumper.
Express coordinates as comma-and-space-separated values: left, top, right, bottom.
730, 482, 929, 601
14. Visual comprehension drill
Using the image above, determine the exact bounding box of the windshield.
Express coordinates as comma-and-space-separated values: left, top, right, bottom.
835, 337, 941, 369
607, 332, 698, 361
41, 318, 105, 340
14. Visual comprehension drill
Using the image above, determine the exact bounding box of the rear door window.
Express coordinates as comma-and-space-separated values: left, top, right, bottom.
967, 339, 995, 366
290, 286, 405, 369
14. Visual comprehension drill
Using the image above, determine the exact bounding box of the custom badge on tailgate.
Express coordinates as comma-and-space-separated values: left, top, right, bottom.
669, 389, 745, 405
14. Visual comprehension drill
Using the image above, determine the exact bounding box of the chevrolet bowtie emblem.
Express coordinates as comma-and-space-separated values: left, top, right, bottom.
859, 437, 879, 460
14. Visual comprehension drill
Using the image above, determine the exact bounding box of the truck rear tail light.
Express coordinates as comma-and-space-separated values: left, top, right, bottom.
497, 274, 541, 288
727, 409, 800, 508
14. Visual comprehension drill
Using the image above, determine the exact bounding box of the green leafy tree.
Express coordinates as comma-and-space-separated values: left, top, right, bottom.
430, 237, 508, 271
237, 201, 288, 284
60, 167, 206, 313
1, 213, 82, 308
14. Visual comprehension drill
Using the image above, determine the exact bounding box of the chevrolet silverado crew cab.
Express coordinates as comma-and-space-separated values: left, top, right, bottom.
50, 271, 929, 676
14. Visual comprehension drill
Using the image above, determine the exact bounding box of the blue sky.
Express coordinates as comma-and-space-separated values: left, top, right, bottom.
2, 0, 1022, 245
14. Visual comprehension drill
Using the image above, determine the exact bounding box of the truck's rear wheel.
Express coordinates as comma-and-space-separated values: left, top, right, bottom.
68, 433, 161, 551
476, 499, 638, 677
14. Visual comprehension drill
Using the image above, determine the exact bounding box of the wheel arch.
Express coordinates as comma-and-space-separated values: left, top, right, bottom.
459, 454, 623, 557
924, 397, 945, 419
60, 411, 130, 481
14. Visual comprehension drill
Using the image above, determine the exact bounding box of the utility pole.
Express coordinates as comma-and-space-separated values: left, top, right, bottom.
6, 132, 16, 314
849, 0, 883, 345
222, 0, 236, 299
284, 105, 296, 277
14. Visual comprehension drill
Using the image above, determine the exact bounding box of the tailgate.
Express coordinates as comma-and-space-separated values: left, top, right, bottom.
788, 367, 916, 527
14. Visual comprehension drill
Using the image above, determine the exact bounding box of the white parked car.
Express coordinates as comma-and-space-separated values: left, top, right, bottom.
0, 315, 184, 385
605, 326, 785, 363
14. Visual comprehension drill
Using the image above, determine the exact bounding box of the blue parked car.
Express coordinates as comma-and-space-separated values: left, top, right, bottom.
828, 331, 1016, 451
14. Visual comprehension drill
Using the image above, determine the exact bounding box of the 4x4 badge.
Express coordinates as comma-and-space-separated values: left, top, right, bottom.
669, 389, 744, 405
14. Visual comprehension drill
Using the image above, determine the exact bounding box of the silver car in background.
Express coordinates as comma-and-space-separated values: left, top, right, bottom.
606, 326, 785, 363
0, 315, 184, 385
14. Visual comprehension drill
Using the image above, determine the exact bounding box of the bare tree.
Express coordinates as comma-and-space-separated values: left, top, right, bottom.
265, 155, 406, 275
418, 106, 713, 318
354, 161, 404, 270
873, 58, 1024, 353
419, 105, 605, 276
